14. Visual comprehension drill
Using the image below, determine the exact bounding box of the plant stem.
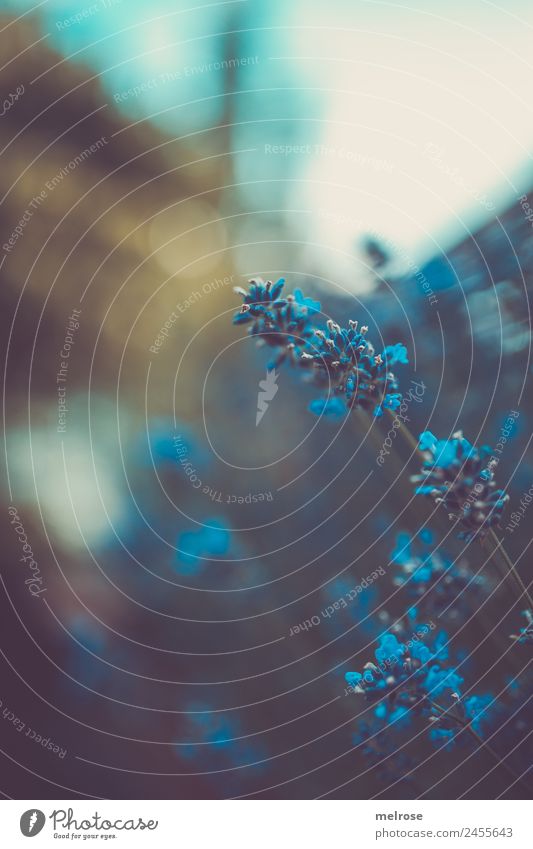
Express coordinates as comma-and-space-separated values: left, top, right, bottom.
486, 529, 533, 609
389, 410, 420, 454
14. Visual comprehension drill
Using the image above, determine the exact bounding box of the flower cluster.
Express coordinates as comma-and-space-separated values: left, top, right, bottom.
345, 628, 462, 713
345, 626, 493, 750
411, 431, 509, 541
299, 321, 407, 417
232, 278, 408, 417
233, 278, 320, 367
391, 530, 487, 618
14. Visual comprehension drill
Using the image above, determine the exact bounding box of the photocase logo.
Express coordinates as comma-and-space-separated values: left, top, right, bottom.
256, 368, 279, 425
20, 810, 46, 837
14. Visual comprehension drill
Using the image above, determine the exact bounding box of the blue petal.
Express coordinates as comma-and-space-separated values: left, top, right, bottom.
293, 288, 321, 314
434, 440, 458, 468
270, 278, 285, 300
375, 634, 404, 665
383, 343, 409, 365
419, 431, 437, 452
391, 532, 412, 565
415, 485, 436, 495
383, 393, 402, 411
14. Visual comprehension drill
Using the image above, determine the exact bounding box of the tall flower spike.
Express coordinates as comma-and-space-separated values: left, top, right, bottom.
233, 278, 319, 367
231, 278, 407, 415
411, 431, 509, 542
299, 320, 407, 418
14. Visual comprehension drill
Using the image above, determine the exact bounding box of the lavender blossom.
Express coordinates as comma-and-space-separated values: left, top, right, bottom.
233, 278, 319, 367
411, 431, 509, 541
232, 279, 408, 418
300, 320, 407, 418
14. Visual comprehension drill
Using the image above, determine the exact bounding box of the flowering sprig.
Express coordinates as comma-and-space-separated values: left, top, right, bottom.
411, 431, 509, 541
231, 277, 527, 787
232, 278, 408, 417
233, 278, 319, 367
345, 628, 495, 751
345, 628, 461, 711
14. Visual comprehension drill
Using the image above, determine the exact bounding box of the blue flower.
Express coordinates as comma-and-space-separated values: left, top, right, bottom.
419, 431, 437, 452
464, 694, 493, 734
411, 430, 509, 541
294, 287, 321, 315
344, 623, 470, 737
424, 664, 463, 698
375, 633, 405, 666
391, 531, 413, 566
308, 396, 347, 418
233, 278, 318, 365
232, 280, 407, 418
383, 343, 409, 366
345, 671, 363, 687
299, 318, 407, 417
176, 519, 230, 573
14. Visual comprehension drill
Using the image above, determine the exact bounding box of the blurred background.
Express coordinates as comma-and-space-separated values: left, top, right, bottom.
0, 0, 532, 799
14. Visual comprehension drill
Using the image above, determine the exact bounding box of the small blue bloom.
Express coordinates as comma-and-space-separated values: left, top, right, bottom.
233, 278, 318, 364
424, 664, 463, 697
375, 633, 404, 666
391, 531, 412, 566
429, 726, 455, 749
293, 288, 321, 315
176, 519, 231, 573
383, 392, 402, 411
309, 396, 347, 418
383, 343, 409, 365
464, 694, 493, 734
